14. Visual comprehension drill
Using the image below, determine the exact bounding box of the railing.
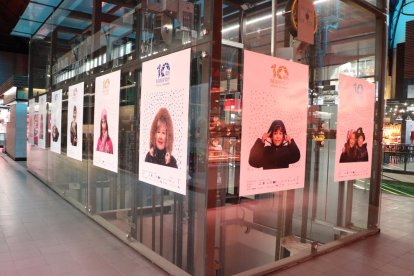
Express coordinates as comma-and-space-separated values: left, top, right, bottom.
383, 144, 414, 174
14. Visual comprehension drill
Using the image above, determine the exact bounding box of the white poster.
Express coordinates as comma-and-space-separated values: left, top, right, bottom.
28, 99, 35, 145
138, 48, 191, 195
50, 89, 62, 154
240, 50, 308, 196
93, 70, 120, 172
334, 74, 375, 181
67, 82, 84, 161
38, 94, 47, 149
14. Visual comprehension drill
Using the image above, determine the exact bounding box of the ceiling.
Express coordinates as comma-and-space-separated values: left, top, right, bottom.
0, 0, 30, 54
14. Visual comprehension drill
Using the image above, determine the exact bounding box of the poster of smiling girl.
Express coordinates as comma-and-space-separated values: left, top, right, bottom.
334, 74, 375, 181
93, 70, 120, 173
239, 50, 308, 196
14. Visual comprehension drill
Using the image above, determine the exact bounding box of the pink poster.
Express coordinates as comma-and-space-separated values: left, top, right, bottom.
93, 70, 120, 173
239, 50, 308, 196
334, 74, 375, 181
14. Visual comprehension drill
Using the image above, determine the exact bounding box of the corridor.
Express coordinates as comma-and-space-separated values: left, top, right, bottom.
0, 153, 166, 276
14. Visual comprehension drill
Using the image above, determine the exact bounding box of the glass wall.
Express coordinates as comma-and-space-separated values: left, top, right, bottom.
27, 0, 386, 275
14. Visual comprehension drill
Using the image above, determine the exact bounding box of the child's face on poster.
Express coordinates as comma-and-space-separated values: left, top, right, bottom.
357, 135, 364, 147
349, 133, 356, 147
272, 129, 284, 146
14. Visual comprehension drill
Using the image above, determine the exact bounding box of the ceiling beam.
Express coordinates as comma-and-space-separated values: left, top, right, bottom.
56, 26, 85, 35
67, 10, 119, 23
104, 0, 136, 9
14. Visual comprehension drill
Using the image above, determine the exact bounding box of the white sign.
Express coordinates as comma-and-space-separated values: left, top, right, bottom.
240, 50, 308, 196
38, 94, 47, 149
334, 74, 375, 181
93, 71, 120, 172
50, 90, 62, 154
139, 48, 191, 195
67, 82, 84, 161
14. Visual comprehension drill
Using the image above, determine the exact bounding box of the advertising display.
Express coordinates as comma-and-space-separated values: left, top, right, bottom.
28, 99, 35, 145
239, 50, 308, 196
334, 74, 375, 181
50, 89, 62, 154
67, 82, 84, 161
138, 48, 191, 195
38, 94, 47, 149
93, 71, 120, 172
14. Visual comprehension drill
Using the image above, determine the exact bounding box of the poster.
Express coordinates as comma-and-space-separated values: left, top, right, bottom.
334, 74, 375, 181
38, 94, 47, 149
93, 70, 120, 172
28, 99, 35, 145
138, 48, 191, 195
50, 89, 62, 154
67, 82, 84, 161
239, 50, 308, 196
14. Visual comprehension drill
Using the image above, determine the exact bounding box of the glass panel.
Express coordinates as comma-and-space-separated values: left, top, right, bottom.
21, 2, 54, 22
28, 0, 214, 274
204, 0, 381, 274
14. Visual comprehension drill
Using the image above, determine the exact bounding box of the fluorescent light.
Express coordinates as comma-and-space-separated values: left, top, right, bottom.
222, 24, 240, 33
4, 87, 17, 96
222, 0, 328, 34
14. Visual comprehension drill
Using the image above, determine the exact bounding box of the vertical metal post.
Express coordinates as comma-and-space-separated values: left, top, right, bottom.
87, 86, 96, 214
275, 192, 285, 260
160, 188, 164, 255
368, 8, 387, 229
92, 0, 102, 65
271, 0, 277, 57
173, 194, 177, 263
206, 0, 222, 274
345, 180, 354, 226
131, 5, 142, 241
176, 195, 183, 267
337, 181, 345, 226
270, 0, 286, 261
49, 29, 57, 89
301, 139, 313, 242
312, 145, 320, 220
151, 186, 156, 250
187, 188, 195, 274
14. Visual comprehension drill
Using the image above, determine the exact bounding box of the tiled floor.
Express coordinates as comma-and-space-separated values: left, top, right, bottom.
0, 153, 167, 276
2, 151, 414, 276
270, 187, 414, 275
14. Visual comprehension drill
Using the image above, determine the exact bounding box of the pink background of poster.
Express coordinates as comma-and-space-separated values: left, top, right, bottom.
67, 82, 84, 161
93, 70, 120, 173
239, 50, 308, 196
50, 89, 62, 154
138, 48, 191, 195
334, 74, 375, 181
